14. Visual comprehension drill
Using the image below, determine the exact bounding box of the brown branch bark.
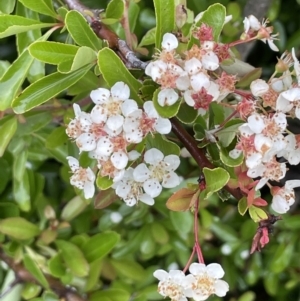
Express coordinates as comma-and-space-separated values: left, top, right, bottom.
0, 249, 86, 301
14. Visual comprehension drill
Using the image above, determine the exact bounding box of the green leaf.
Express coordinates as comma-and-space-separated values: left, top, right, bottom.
106, 0, 125, 19
45, 127, 68, 149
196, 4, 226, 41
96, 175, 113, 190
65, 11, 102, 50
21, 283, 42, 300
48, 253, 65, 277
61, 196, 88, 222
263, 272, 278, 296
29, 41, 79, 65
13, 148, 28, 182
0, 217, 40, 240
248, 206, 268, 222
82, 231, 120, 263
170, 211, 193, 234
153, 0, 175, 47
203, 167, 230, 197
236, 68, 262, 89
139, 27, 156, 47
220, 146, 244, 167
57, 47, 97, 73
12, 65, 91, 114
90, 289, 130, 301
238, 197, 248, 216
18, 0, 57, 18
146, 134, 180, 156
0, 15, 55, 38
16, 3, 45, 83
152, 88, 181, 118
0, 203, 19, 218
269, 243, 294, 274
110, 259, 146, 281
210, 221, 238, 242
215, 119, 244, 147
97, 48, 142, 104
151, 223, 169, 244
56, 240, 89, 277
0, 117, 17, 156
176, 103, 198, 124
0, 0, 16, 14
23, 255, 49, 288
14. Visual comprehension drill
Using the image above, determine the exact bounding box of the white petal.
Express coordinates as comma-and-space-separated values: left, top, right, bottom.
162, 172, 180, 188
201, 51, 219, 71
267, 39, 279, 52
115, 182, 131, 198
83, 180, 95, 199
276, 94, 293, 112
285, 180, 300, 190
133, 163, 150, 182
155, 118, 172, 134
176, 74, 190, 90
140, 193, 155, 205
245, 152, 262, 169
248, 15, 261, 30
111, 82, 130, 100
190, 72, 210, 91
90, 88, 110, 104
143, 101, 158, 118
247, 114, 265, 133
214, 280, 229, 297
96, 137, 113, 156
271, 195, 289, 214
67, 156, 79, 172
144, 148, 164, 164
161, 33, 178, 51
111, 151, 128, 169
121, 99, 138, 116
124, 196, 137, 207
250, 79, 269, 97
106, 115, 124, 131
127, 150, 140, 160
183, 90, 195, 107
206, 263, 225, 278
91, 105, 107, 123
164, 154, 180, 170
143, 178, 162, 197
239, 124, 254, 137
185, 58, 202, 75
76, 133, 97, 152
153, 269, 169, 281
157, 88, 179, 106
255, 177, 268, 190
189, 263, 206, 275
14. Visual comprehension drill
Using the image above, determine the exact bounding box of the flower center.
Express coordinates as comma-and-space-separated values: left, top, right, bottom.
192, 274, 215, 297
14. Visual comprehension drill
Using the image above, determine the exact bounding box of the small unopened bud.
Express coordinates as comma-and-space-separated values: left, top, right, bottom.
175, 5, 187, 29
44, 205, 56, 220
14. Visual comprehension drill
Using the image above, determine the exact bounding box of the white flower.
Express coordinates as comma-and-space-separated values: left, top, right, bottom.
123, 101, 171, 143
271, 180, 300, 213
250, 79, 269, 97
67, 156, 95, 199
133, 148, 180, 198
243, 15, 261, 33
153, 269, 190, 301
185, 263, 229, 301
157, 88, 179, 106
292, 48, 300, 85
201, 51, 219, 71
145, 60, 168, 81
113, 167, 154, 206
280, 134, 300, 165
90, 82, 134, 132
161, 33, 178, 51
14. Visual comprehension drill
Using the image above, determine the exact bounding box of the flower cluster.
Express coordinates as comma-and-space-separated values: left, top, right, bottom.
232, 49, 300, 214
66, 82, 180, 204
154, 263, 229, 301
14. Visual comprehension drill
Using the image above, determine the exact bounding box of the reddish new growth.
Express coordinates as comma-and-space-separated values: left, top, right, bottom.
213, 44, 231, 62
192, 87, 213, 110
193, 23, 213, 42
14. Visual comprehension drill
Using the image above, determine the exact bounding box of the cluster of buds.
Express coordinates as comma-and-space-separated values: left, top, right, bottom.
154, 263, 229, 301
66, 82, 180, 203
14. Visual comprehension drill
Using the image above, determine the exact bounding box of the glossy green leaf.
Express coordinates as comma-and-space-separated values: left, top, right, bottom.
0, 15, 55, 38
170, 211, 193, 234
85, 259, 103, 292
82, 231, 120, 263
151, 223, 169, 244
90, 289, 130, 301
0, 217, 40, 239
248, 206, 268, 222
21, 283, 42, 300
215, 119, 244, 147
153, 88, 181, 118
0, 117, 17, 156
146, 134, 180, 156
61, 196, 88, 222
96, 175, 113, 190
18, 0, 57, 18
12, 65, 91, 114
48, 253, 65, 277
196, 3, 226, 41
153, 0, 175, 47
98, 48, 142, 104
13, 172, 31, 212
0, 60, 11, 76
68, 70, 100, 95
65, 10, 102, 50
106, 0, 125, 19
203, 167, 230, 197
176, 103, 198, 124
56, 240, 89, 277
236, 68, 262, 88
238, 197, 248, 216
0, 50, 34, 110
23, 255, 49, 288
29, 41, 79, 65
139, 27, 156, 47
220, 147, 244, 167
0, 0, 16, 14
57, 46, 97, 73
16, 3, 44, 83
